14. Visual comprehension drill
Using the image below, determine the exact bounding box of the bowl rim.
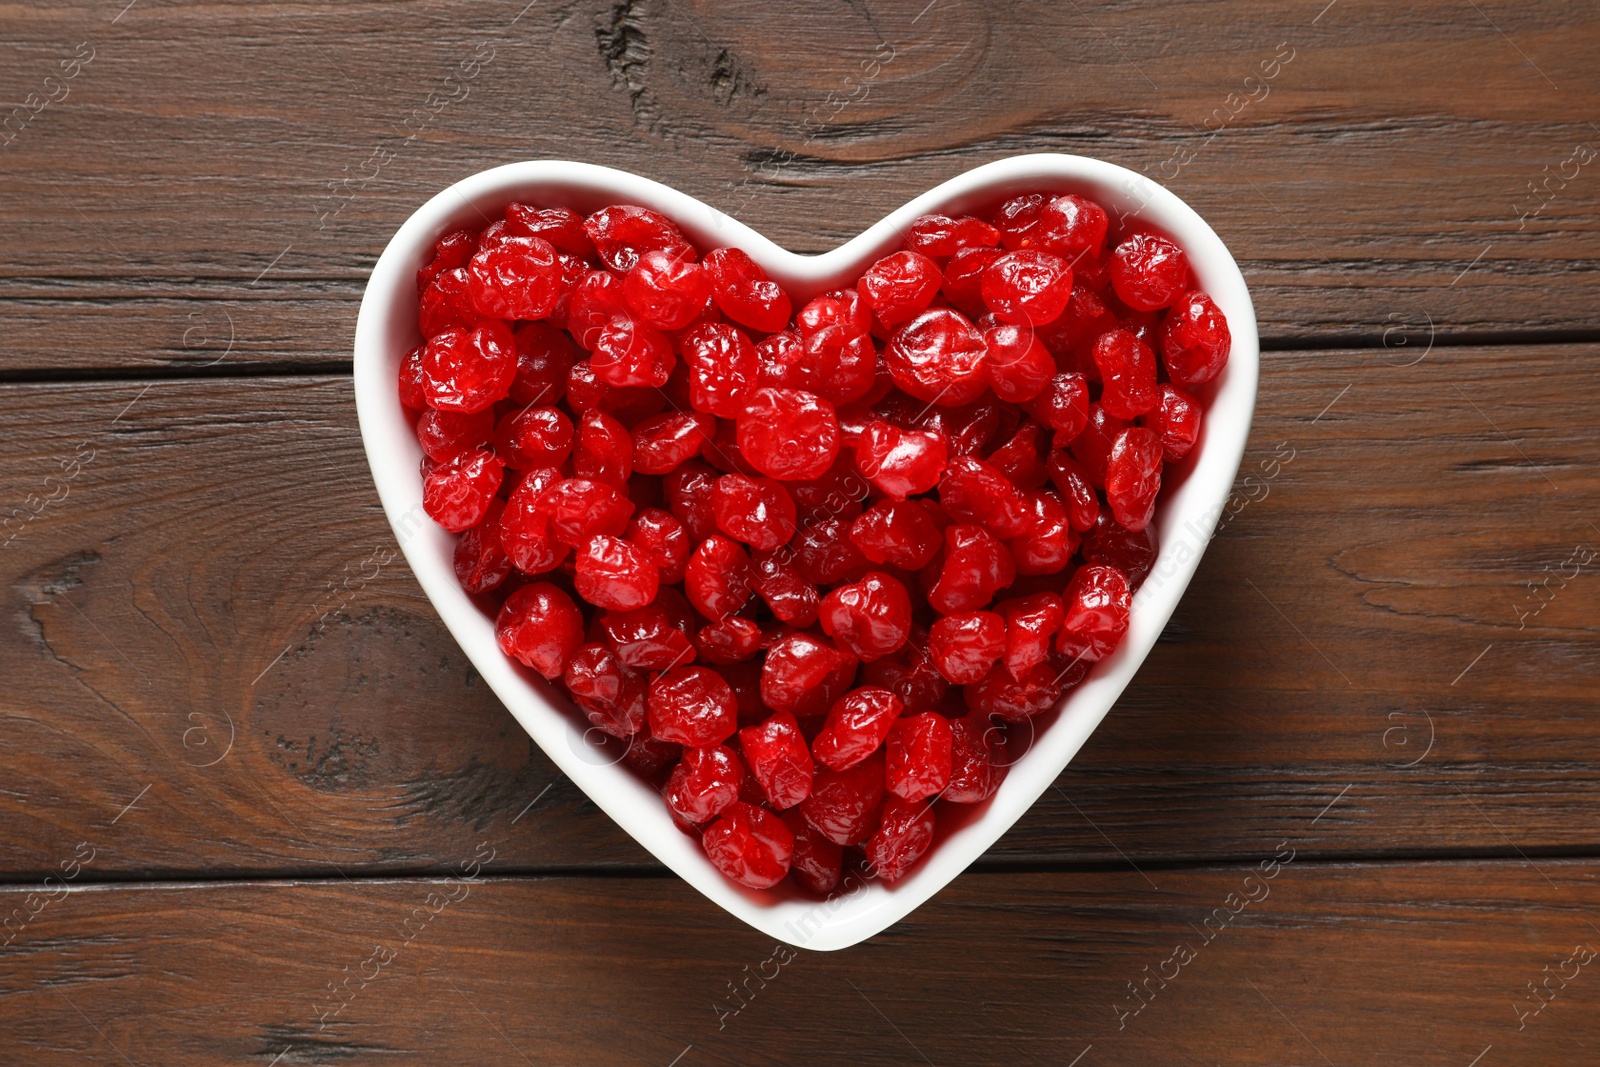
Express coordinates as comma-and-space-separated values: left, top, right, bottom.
354, 153, 1259, 951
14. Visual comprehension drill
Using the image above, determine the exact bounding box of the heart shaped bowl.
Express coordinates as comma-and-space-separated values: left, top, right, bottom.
354, 154, 1259, 951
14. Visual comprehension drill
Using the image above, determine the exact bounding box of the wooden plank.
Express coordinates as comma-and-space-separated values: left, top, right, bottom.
0, 0, 1597, 374
2, 861, 1598, 1064
0, 341, 1594, 878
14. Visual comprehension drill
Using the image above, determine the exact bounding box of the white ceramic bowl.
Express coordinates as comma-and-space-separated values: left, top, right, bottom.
354, 155, 1259, 951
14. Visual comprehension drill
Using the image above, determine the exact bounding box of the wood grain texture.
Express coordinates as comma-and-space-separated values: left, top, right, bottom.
0, 0, 1598, 374
0, 342, 1593, 880
3, 862, 1598, 1065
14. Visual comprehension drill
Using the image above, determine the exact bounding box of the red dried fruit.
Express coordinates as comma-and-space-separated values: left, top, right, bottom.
1068, 404, 1130, 487
928, 611, 1006, 684
780, 809, 844, 894
599, 602, 696, 671
492, 406, 572, 469
648, 666, 737, 746
854, 419, 949, 499
864, 796, 935, 882
453, 505, 512, 594
684, 535, 752, 622
1045, 451, 1101, 532
994, 193, 1048, 250
1056, 563, 1132, 662
626, 507, 691, 585
1092, 329, 1159, 420
622, 248, 712, 329
886, 712, 953, 801
507, 322, 576, 406
791, 518, 873, 586
563, 643, 649, 738
702, 801, 794, 889
737, 388, 839, 481
1028, 372, 1090, 441
1105, 427, 1163, 532
941, 246, 1004, 317
906, 213, 1001, 258
738, 710, 815, 809
801, 751, 886, 846
575, 534, 659, 611
711, 474, 798, 552
423, 450, 503, 532
584, 204, 693, 273
422, 321, 517, 413
812, 686, 903, 771
981, 249, 1072, 326
467, 234, 561, 320
982, 323, 1055, 403
997, 592, 1065, 678
1082, 517, 1159, 589
749, 549, 820, 627
537, 477, 635, 547
419, 267, 478, 337
631, 411, 715, 475
1160, 291, 1231, 386
939, 455, 1031, 538
694, 617, 764, 665
590, 316, 674, 388
1030, 194, 1109, 262
964, 660, 1069, 721
566, 270, 631, 350
1109, 232, 1190, 311
398, 345, 428, 410
859, 250, 943, 327
849, 498, 942, 569
704, 247, 792, 333
417, 407, 495, 463
498, 468, 570, 575
495, 582, 583, 679
1141, 383, 1203, 461
1010, 490, 1078, 576
506, 204, 596, 258
943, 715, 1004, 803
665, 744, 745, 824
927, 524, 1016, 614
884, 309, 989, 406
681, 322, 760, 418
663, 460, 719, 542
418, 229, 477, 294
987, 422, 1049, 491
761, 631, 859, 718
819, 571, 913, 662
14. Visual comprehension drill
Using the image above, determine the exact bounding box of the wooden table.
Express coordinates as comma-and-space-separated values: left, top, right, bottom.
3, 1, 1598, 1063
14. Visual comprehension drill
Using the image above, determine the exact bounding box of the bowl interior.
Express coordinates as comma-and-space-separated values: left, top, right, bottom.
353, 154, 1259, 951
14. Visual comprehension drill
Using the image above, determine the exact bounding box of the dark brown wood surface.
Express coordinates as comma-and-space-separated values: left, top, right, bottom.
2, 0, 1597, 1063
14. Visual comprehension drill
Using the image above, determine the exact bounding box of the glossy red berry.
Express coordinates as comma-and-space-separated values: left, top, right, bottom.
1030, 194, 1109, 262
563, 643, 648, 738
467, 234, 561, 320
648, 666, 737, 746
423, 450, 503, 532
737, 388, 839, 481
927, 524, 1016, 614
1010, 490, 1078, 576
703, 246, 792, 333
1045, 450, 1101, 532
711, 474, 797, 552
885, 309, 989, 406
998, 593, 1065, 678
1068, 404, 1131, 487
665, 744, 745, 824
498, 468, 570, 575
941, 246, 1004, 317
1083, 515, 1159, 589
1093, 329, 1159, 419
781, 809, 844, 894
1141, 384, 1203, 461
982, 324, 1055, 402
418, 229, 477, 294
694, 616, 764, 665
1029, 372, 1090, 441
417, 407, 494, 463
964, 660, 1071, 722
590, 316, 674, 388
928, 611, 1006, 684
864, 796, 935, 881
505, 204, 595, 258
1160, 291, 1231, 386
492, 406, 572, 469
1105, 427, 1163, 532
993, 193, 1048, 250
566, 270, 631, 350
761, 631, 859, 718
575, 534, 659, 611
422, 321, 517, 413
791, 518, 873, 587
943, 715, 1004, 803
849, 498, 943, 569
398, 345, 428, 409
419, 267, 479, 337
939, 455, 1030, 538
859, 250, 943, 327
570, 409, 631, 488
536, 477, 635, 547
702, 801, 793, 889
625, 508, 691, 585
801, 751, 886, 846
663, 460, 719, 542
738, 710, 815, 809
981, 249, 1072, 326
749, 549, 820, 627
681, 322, 760, 418
495, 582, 583, 679
1110, 233, 1190, 311
599, 602, 695, 671
507, 322, 576, 406
622, 248, 711, 329
987, 422, 1049, 492
905, 213, 1000, 258
684, 535, 752, 621
453, 505, 512, 594
819, 571, 913, 662
1056, 564, 1132, 662
854, 419, 948, 500
631, 411, 715, 475
584, 204, 693, 272
886, 712, 953, 801
812, 686, 902, 771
